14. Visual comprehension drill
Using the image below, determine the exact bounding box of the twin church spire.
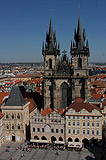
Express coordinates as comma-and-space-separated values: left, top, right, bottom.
71, 16, 89, 53
42, 17, 60, 56
42, 16, 89, 56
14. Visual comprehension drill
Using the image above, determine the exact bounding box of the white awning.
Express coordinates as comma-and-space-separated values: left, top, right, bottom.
68, 142, 83, 148
30, 139, 49, 143
54, 141, 65, 144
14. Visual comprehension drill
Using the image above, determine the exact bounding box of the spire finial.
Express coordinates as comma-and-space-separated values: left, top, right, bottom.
50, 9, 52, 18
78, 4, 80, 16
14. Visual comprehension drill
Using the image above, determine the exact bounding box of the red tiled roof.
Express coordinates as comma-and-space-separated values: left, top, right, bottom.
0, 92, 9, 104
56, 108, 65, 115
41, 108, 53, 116
67, 101, 100, 113
0, 111, 3, 119
92, 94, 103, 99
25, 98, 37, 113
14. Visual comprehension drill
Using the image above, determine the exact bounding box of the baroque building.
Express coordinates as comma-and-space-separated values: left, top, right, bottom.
42, 16, 91, 109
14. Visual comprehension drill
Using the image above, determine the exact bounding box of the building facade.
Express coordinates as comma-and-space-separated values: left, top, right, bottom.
65, 98, 102, 143
30, 108, 65, 143
0, 112, 4, 147
1, 86, 29, 142
42, 16, 91, 109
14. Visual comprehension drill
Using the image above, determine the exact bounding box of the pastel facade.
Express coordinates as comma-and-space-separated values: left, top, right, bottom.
30, 108, 65, 142
0, 112, 4, 147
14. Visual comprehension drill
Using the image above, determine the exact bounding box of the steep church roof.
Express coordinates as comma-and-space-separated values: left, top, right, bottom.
5, 86, 26, 106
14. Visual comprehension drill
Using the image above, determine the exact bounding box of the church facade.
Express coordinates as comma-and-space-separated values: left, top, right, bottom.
42, 17, 91, 109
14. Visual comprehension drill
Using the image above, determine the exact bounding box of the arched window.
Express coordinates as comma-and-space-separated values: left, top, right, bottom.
78, 58, 82, 68
49, 59, 52, 69
12, 125, 14, 129
6, 114, 8, 119
7, 124, 9, 129
12, 114, 14, 119
18, 124, 20, 130
17, 114, 20, 119
61, 82, 68, 109
41, 136, 47, 140
34, 136, 39, 140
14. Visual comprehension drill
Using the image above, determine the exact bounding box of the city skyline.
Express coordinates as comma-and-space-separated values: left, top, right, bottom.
0, 0, 106, 63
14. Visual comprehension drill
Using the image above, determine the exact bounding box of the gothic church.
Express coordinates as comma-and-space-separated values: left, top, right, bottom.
42, 16, 91, 109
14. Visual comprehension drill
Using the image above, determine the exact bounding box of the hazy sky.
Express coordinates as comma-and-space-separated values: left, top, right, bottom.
0, 0, 106, 63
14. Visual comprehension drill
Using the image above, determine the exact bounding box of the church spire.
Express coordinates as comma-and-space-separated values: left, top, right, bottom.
76, 16, 84, 49
42, 16, 60, 56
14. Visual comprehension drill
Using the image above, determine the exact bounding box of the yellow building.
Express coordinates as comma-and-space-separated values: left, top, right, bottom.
65, 98, 102, 144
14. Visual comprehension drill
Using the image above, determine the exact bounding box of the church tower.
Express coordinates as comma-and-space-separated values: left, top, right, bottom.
70, 16, 90, 101
42, 18, 60, 109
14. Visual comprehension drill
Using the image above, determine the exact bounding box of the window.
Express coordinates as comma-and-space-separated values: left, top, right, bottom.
96, 130, 99, 135
12, 114, 14, 119
42, 128, 44, 132
73, 116, 75, 119
87, 130, 89, 134
56, 129, 58, 133
87, 122, 89, 126
41, 119, 43, 122
97, 117, 99, 119
18, 125, 20, 130
77, 130, 79, 134
37, 128, 40, 132
49, 59, 52, 69
17, 114, 20, 119
97, 123, 99, 127
51, 128, 54, 133
68, 116, 71, 119
78, 58, 82, 68
7, 124, 9, 129
73, 129, 75, 134
6, 114, 8, 119
61, 129, 63, 133
92, 122, 94, 127
12, 125, 14, 129
104, 120, 105, 124
68, 129, 71, 134
83, 122, 85, 126
77, 116, 79, 119
92, 130, 94, 135
33, 128, 35, 132
92, 117, 94, 119
77, 121, 79, 126
73, 122, 75, 126
83, 116, 85, 119
87, 117, 89, 119
83, 130, 85, 134
68, 122, 71, 126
